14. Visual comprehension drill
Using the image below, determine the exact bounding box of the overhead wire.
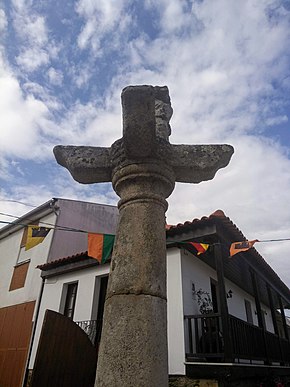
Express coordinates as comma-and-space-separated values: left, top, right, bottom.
1, 210, 290, 242
0, 199, 37, 208
0, 212, 87, 233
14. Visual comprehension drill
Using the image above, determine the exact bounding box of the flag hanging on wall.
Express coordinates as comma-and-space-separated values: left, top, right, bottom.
88, 233, 115, 264
25, 226, 51, 251
229, 240, 258, 257
186, 242, 209, 255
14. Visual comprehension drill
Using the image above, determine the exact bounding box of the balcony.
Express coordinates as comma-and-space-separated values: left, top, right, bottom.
184, 313, 290, 365
75, 319, 103, 347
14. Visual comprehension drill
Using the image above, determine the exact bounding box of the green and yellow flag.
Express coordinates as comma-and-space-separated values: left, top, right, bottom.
25, 226, 51, 251
88, 233, 115, 264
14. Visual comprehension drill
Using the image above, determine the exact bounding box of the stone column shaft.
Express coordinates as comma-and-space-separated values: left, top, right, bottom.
95, 162, 175, 387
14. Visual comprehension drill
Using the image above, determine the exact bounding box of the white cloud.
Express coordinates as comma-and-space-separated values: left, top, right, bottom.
10, 0, 59, 72
76, 0, 132, 53
0, 8, 8, 32
15, 13, 48, 46
70, 64, 93, 88
0, 53, 55, 159
47, 67, 63, 86
0, 156, 11, 180
145, 0, 193, 34
123, 1, 290, 144
265, 115, 288, 126
16, 48, 49, 72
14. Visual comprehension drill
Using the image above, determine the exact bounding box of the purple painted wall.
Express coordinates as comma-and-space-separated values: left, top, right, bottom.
48, 199, 118, 262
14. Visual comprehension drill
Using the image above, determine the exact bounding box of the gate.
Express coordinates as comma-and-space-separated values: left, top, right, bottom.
30, 310, 97, 387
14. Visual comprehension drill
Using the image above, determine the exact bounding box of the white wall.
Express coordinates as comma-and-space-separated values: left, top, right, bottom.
224, 278, 258, 325
225, 278, 274, 332
181, 249, 217, 316
0, 212, 57, 309
167, 248, 185, 375
30, 249, 187, 375
29, 263, 110, 368
28, 245, 276, 374
181, 249, 275, 333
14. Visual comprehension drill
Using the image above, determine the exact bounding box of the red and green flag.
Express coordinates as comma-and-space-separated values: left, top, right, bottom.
88, 233, 115, 264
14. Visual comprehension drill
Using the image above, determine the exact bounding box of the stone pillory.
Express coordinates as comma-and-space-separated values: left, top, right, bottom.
54, 85, 234, 387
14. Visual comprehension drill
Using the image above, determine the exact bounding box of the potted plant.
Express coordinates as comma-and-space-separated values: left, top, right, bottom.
193, 288, 213, 315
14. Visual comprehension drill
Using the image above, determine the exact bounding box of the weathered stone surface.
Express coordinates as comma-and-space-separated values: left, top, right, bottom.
122, 85, 156, 158
107, 170, 171, 298
154, 86, 172, 141
53, 145, 111, 183
53, 85, 234, 387
94, 157, 174, 387
54, 141, 233, 187
95, 294, 168, 387
169, 143, 234, 183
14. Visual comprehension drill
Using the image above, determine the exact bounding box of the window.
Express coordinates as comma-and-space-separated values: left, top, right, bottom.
244, 299, 253, 324
91, 276, 108, 346
9, 261, 30, 291
63, 282, 78, 320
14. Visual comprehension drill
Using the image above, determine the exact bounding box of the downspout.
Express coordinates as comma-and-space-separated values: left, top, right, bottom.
22, 276, 45, 387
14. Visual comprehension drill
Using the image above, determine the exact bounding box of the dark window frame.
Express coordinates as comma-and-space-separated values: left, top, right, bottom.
244, 299, 253, 324
63, 282, 78, 320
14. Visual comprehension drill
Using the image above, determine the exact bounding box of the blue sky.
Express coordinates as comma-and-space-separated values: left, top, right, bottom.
1, 0, 290, 285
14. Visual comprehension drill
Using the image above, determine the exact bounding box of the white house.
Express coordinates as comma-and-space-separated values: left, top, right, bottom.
0, 198, 118, 387
27, 209, 290, 386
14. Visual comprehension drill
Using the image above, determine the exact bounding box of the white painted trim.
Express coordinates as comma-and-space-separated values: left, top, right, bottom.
167, 248, 186, 375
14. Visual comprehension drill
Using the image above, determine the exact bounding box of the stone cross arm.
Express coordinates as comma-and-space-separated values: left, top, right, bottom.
53, 142, 233, 185
53, 145, 112, 184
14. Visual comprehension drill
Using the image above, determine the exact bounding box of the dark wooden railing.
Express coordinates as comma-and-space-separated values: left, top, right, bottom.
185, 313, 223, 361
75, 319, 103, 346
229, 315, 266, 360
185, 314, 290, 364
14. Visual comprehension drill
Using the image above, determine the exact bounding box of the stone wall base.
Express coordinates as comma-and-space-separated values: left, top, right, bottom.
169, 375, 290, 387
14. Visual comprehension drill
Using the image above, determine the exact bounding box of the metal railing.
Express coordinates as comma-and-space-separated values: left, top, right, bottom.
75, 319, 103, 346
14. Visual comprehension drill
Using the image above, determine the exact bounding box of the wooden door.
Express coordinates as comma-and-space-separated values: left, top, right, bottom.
30, 310, 97, 387
0, 301, 35, 387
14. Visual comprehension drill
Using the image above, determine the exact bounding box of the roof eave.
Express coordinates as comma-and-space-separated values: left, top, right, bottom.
0, 198, 57, 240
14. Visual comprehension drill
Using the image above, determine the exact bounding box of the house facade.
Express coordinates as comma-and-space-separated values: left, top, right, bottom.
1, 200, 289, 386
28, 209, 290, 386
0, 198, 118, 387
167, 210, 290, 385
